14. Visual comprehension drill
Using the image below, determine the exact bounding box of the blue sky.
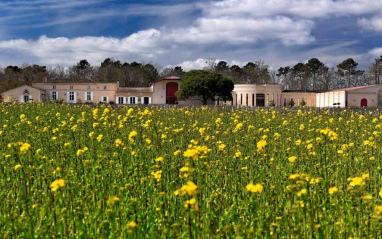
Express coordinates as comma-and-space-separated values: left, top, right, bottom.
0, 0, 381, 70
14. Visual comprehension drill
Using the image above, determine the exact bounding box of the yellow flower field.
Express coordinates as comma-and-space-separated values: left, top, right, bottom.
1, 103, 382, 238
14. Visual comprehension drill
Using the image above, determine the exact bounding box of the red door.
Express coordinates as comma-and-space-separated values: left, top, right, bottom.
166, 82, 178, 104
361, 98, 367, 107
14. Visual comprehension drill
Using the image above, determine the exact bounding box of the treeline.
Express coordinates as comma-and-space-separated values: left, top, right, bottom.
0, 56, 381, 93
275, 57, 382, 91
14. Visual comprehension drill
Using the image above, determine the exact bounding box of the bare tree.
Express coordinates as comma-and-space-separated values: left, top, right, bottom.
367, 55, 382, 84
203, 58, 217, 72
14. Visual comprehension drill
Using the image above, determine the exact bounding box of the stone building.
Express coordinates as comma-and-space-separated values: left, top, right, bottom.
2, 76, 382, 108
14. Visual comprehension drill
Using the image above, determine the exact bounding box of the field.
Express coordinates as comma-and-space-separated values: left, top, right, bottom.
1, 103, 382, 238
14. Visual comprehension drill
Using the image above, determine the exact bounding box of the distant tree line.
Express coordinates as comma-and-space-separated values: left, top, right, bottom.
0, 56, 381, 94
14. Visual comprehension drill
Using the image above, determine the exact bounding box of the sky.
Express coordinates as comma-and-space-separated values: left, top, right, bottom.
0, 0, 381, 70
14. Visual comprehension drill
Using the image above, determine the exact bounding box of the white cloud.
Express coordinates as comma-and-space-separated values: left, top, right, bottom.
358, 16, 382, 31
21, 4, 196, 28
368, 48, 382, 57
172, 58, 210, 71
0, 0, 380, 69
0, 30, 165, 65
202, 0, 382, 19
168, 16, 315, 45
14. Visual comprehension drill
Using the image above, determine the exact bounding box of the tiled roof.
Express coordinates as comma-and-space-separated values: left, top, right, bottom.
327, 85, 374, 92
35, 78, 95, 83
117, 87, 153, 93
151, 76, 181, 84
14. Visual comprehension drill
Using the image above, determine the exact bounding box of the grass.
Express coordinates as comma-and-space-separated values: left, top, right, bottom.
1, 103, 382, 238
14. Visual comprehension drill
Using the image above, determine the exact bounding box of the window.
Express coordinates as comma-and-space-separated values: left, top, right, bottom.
130, 97, 136, 104
118, 97, 124, 104
53, 86, 56, 89
70, 86, 73, 90
102, 97, 108, 103
23, 95, 30, 102
103, 86, 107, 90
143, 97, 150, 104
86, 92, 92, 101
69, 92, 75, 101
52, 92, 57, 100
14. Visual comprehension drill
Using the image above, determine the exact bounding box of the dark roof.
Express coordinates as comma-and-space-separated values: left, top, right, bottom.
117, 87, 153, 93
283, 90, 322, 93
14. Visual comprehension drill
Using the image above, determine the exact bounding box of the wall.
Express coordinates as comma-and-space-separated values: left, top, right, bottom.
115, 91, 153, 105
315, 91, 347, 108
347, 92, 378, 107
178, 98, 215, 106
2, 85, 44, 102
152, 80, 181, 104
232, 84, 283, 106
281, 92, 317, 107
33, 82, 118, 103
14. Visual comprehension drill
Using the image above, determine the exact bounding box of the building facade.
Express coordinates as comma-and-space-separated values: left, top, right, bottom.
2, 77, 382, 108
231, 85, 317, 107
316, 85, 382, 108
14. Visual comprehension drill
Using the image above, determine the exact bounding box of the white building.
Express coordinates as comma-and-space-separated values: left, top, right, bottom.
316, 85, 382, 108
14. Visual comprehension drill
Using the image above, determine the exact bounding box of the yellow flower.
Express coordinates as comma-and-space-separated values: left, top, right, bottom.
115, 139, 123, 147
173, 150, 181, 156
348, 177, 365, 187
76, 149, 84, 157
20, 143, 31, 154
155, 157, 164, 162
97, 134, 103, 142
14, 164, 22, 170
297, 189, 307, 197
129, 131, 138, 143
361, 195, 373, 201
235, 123, 243, 131
375, 206, 382, 215
288, 156, 297, 163
183, 149, 199, 160
152, 170, 162, 182
127, 221, 137, 228
329, 187, 339, 195
188, 198, 196, 205
218, 144, 226, 151
180, 167, 189, 172
257, 140, 267, 150
379, 189, 382, 198
50, 179, 65, 192
246, 183, 263, 193
107, 196, 120, 206
181, 181, 198, 196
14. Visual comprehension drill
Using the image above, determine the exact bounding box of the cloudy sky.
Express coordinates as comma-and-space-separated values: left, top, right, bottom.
0, 0, 381, 70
